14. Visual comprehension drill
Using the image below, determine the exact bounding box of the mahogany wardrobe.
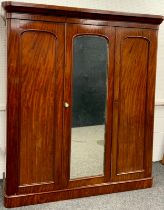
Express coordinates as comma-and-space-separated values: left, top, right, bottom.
2, 1, 163, 208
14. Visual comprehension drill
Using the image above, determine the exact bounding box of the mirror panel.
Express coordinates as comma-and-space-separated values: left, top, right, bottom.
70, 35, 108, 179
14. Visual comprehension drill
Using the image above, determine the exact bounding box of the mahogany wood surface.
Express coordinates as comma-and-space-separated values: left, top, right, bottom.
6, 19, 66, 196
111, 28, 158, 182
20, 24, 56, 185
2, 1, 163, 24
162, 155, 164, 165
4, 12, 160, 30
2, 1, 163, 208
4, 178, 152, 208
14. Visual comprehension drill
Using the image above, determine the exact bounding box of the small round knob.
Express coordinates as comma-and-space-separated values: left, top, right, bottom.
64, 102, 69, 108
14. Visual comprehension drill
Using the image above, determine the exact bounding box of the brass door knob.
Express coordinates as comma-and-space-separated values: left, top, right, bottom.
64, 102, 69, 108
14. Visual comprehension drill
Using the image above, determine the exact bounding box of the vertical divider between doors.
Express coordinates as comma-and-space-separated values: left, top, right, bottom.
111, 27, 119, 181
104, 27, 115, 183
62, 22, 72, 187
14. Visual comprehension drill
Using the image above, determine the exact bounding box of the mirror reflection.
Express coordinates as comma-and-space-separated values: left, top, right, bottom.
70, 35, 108, 179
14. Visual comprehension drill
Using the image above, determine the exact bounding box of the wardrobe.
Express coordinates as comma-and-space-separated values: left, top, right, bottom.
2, 1, 163, 207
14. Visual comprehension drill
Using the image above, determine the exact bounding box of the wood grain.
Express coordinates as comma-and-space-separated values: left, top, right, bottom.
6, 18, 20, 196
117, 35, 149, 173
112, 28, 158, 181
19, 30, 56, 184
4, 177, 152, 208
4, 12, 160, 30
161, 155, 164, 165
2, 1, 163, 25
3, 1, 162, 208
6, 19, 65, 194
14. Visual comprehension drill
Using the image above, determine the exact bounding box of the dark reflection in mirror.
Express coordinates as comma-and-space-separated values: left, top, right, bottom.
70, 35, 108, 179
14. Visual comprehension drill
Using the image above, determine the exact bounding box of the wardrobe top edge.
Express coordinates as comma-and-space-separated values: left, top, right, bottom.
2, 1, 163, 25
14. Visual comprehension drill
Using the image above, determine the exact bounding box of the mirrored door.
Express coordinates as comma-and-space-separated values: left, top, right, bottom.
64, 24, 115, 186
71, 35, 108, 179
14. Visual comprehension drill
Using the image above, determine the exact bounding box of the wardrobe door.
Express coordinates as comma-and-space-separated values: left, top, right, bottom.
64, 24, 115, 187
6, 19, 65, 195
112, 28, 158, 181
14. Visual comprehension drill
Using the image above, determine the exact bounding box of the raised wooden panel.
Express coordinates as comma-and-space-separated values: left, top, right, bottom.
19, 31, 56, 185
111, 28, 155, 181
117, 36, 149, 174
